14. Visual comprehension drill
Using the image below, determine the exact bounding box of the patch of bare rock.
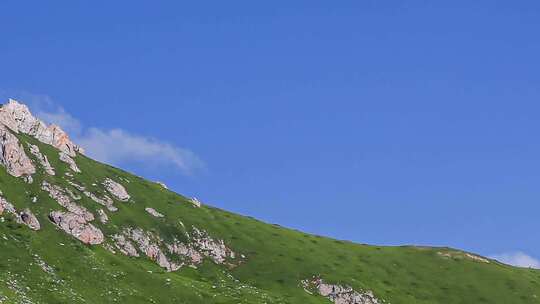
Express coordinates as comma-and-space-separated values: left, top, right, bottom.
301, 276, 382, 304
103, 178, 130, 201
189, 197, 202, 208
49, 211, 104, 245
0, 124, 36, 179
97, 209, 109, 223
145, 207, 164, 218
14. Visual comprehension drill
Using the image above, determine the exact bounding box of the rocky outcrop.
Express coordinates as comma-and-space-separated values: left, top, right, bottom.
114, 228, 182, 271
0, 124, 36, 178
0, 99, 83, 156
28, 144, 55, 175
192, 227, 235, 264
103, 178, 130, 201
112, 226, 237, 272
41, 181, 94, 222
301, 276, 381, 304
0, 197, 40, 230
49, 211, 104, 245
68, 181, 117, 212
145, 207, 164, 218
59, 151, 81, 173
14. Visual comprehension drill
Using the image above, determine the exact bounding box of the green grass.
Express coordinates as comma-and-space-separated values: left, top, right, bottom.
0, 134, 539, 303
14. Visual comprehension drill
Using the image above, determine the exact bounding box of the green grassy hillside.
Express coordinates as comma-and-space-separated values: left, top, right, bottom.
0, 133, 539, 304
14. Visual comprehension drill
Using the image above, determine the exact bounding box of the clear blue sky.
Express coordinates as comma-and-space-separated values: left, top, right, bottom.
1, 1, 539, 263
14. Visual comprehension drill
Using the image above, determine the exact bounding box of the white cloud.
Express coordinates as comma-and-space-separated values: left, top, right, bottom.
1, 92, 203, 175
77, 128, 204, 174
490, 252, 540, 269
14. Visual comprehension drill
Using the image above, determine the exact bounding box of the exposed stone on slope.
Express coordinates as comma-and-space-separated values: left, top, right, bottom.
20, 208, 40, 230
28, 144, 55, 175
156, 181, 168, 189
97, 209, 109, 224
59, 151, 81, 173
0, 99, 83, 156
112, 226, 237, 272
0, 197, 40, 230
192, 227, 235, 264
301, 276, 381, 304
0, 124, 36, 178
49, 211, 104, 245
145, 207, 164, 218
112, 234, 140, 257
68, 181, 117, 212
41, 181, 94, 222
189, 197, 202, 208
103, 178, 130, 201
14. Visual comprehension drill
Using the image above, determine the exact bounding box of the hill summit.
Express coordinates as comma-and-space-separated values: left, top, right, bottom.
0, 99, 538, 304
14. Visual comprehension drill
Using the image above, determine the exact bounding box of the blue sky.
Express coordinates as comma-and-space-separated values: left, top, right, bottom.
1, 1, 539, 266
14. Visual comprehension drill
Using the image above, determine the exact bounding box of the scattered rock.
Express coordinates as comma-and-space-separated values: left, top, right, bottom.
0, 124, 36, 178
68, 181, 117, 212
103, 178, 130, 201
41, 181, 94, 221
0, 99, 84, 156
189, 197, 202, 208
28, 143, 55, 175
301, 276, 381, 304
59, 151, 81, 173
0, 196, 40, 230
20, 208, 40, 230
145, 207, 164, 218
113, 226, 237, 272
112, 234, 139, 257
97, 209, 109, 224
49, 211, 104, 245
156, 181, 168, 189
192, 227, 236, 264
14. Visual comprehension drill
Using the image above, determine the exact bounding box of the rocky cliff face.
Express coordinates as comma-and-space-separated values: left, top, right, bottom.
0, 99, 83, 157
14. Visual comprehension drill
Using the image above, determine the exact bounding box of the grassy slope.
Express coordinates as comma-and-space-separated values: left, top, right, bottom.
0, 134, 539, 304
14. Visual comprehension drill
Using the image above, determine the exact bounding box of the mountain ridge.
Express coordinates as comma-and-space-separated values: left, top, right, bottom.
0, 99, 538, 304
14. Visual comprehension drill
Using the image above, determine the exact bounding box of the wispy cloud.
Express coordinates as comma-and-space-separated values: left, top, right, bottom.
1, 92, 203, 175
490, 252, 540, 269
77, 128, 204, 174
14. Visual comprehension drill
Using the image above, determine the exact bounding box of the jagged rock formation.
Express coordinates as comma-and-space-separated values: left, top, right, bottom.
0, 124, 36, 178
145, 207, 164, 218
103, 178, 130, 201
301, 276, 381, 304
59, 151, 81, 173
0, 99, 83, 156
28, 144, 55, 175
49, 211, 104, 245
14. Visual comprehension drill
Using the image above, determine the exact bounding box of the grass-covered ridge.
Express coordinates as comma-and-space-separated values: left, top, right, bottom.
0, 133, 539, 304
